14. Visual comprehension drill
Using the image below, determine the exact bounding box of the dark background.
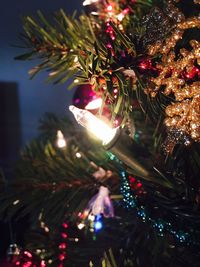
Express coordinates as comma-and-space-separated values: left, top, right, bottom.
0, 0, 82, 260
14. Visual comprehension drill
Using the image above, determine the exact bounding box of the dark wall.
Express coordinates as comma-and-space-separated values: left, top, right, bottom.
0, 1, 82, 260
0, 82, 21, 171
0, 0, 82, 146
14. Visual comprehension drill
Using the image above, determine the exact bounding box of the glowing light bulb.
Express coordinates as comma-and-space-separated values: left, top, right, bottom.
107, 5, 113, 12
56, 130, 66, 148
77, 222, 85, 230
83, 0, 98, 6
69, 105, 117, 145
117, 8, 129, 21
88, 214, 95, 221
74, 79, 79, 83
13, 199, 20, 205
44, 226, 50, 233
76, 152, 82, 158
94, 220, 103, 231
85, 98, 102, 110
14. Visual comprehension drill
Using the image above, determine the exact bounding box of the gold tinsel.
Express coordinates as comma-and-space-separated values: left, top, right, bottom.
146, 0, 200, 143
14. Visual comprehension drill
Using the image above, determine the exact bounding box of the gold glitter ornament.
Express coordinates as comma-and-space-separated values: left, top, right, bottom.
148, 16, 200, 56
147, 41, 200, 97
165, 94, 200, 142
145, 0, 200, 144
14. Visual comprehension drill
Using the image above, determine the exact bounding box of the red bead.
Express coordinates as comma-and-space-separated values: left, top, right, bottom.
62, 223, 68, 229
139, 59, 152, 70
40, 260, 46, 267
129, 176, 136, 183
22, 261, 32, 267
59, 253, 66, 261
61, 233, 68, 239
24, 251, 32, 258
136, 182, 142, 188
59, 243, 67, 250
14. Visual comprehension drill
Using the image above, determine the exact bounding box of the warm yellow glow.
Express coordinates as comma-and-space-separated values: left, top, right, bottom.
83, 0, 98, 6
117, 13, 125, 21
69, 105, 117, 145
74, 56, 78, 63
85, 98, 102, 110
76, 152, 82, 158
88, 214, 95, 221
56, 130, 66, 148
13, 199, 20, 205
36, 249, 42, 254
44, 226, 50, 233
74, 79, 79, 83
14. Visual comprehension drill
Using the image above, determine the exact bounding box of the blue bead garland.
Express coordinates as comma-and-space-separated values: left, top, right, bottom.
107, 152, 200, 245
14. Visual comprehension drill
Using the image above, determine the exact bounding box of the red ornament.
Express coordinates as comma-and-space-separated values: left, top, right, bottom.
73, 84, 101, 110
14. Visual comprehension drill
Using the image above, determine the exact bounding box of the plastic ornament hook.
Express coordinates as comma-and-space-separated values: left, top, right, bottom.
87, 186, 114, 218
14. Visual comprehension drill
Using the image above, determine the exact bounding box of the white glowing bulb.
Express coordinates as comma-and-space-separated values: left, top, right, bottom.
36, 249, 42, 254
56, 130, 66, 148
83, 0, 98, 6
88, 214, 95, 221
74, 79, 79, 83
69, 105, 117, 145
13, 199, 20, 205
85, 98, 102, 110
77, 223, 85, 230
44, 226, 50, 233
76, 152, 82, 158
74, 56, 78, 63
117, 13, 125, 21
107, 5, 113, 12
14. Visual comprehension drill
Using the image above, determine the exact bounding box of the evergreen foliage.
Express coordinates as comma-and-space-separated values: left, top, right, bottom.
1, 0, 200, 266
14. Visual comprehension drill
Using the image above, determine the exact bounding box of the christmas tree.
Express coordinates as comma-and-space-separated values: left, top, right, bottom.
1, 0, 200, 266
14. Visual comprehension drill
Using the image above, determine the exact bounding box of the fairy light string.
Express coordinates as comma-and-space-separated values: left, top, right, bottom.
107, 152, 200, 246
